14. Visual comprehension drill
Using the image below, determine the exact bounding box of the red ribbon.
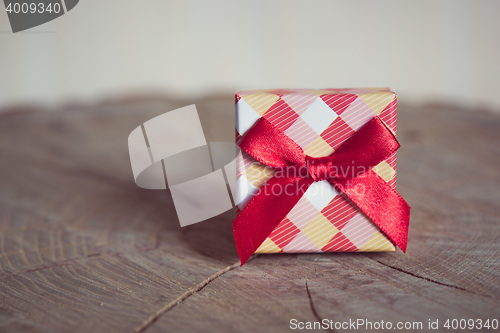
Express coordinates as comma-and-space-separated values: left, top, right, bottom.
233, 116, 410, 265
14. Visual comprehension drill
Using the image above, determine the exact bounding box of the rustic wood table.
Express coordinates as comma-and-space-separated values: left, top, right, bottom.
0, 96, 498, 333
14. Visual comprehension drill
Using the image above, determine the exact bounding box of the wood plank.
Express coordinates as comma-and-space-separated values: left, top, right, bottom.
0, 97, 498, 333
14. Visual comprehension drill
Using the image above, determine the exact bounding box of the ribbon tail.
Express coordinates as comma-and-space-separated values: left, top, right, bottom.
332, 170, 411, 252
233, 175, 313, 265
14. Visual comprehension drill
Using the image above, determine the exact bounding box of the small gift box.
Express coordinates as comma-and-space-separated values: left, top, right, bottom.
233, 88, 410, 264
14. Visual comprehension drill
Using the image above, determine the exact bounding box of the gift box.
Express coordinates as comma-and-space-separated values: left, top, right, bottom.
233, 88, 410, 264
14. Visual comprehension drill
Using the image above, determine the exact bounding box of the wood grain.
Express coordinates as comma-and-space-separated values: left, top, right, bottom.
0, 96, 498, 333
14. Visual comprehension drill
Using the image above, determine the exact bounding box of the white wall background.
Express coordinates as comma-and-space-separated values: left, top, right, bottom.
1, 0, 499, 110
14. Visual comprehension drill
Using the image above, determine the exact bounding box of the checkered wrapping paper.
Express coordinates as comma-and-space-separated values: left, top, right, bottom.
236, 88, 398, 254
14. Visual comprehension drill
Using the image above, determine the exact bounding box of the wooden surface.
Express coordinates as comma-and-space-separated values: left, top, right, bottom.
0, 96, 498, 333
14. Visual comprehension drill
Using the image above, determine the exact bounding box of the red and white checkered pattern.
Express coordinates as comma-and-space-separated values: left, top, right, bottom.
236, 88, 398, 253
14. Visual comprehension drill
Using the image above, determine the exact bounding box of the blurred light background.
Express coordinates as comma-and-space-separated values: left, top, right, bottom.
0, 0, 499, 110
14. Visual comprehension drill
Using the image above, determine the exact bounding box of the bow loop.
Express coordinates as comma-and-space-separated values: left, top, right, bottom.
239, 117, 305, 168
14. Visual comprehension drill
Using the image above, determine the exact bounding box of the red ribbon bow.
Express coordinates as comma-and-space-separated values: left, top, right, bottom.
233, 116, 410, 265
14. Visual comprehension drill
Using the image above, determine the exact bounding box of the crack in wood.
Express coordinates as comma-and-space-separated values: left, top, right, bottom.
305, 280, 336, 333
133, 259, 247, 333
369, 257, 468, 291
